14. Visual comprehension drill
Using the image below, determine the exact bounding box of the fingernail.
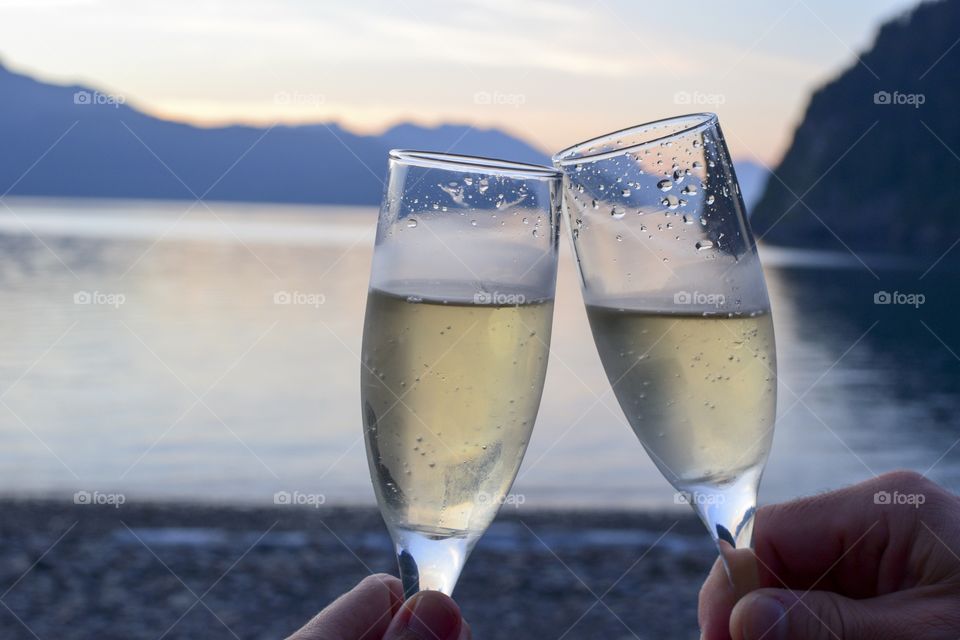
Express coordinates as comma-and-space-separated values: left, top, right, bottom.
405, 591, 461, 640
742, 594, 787, 640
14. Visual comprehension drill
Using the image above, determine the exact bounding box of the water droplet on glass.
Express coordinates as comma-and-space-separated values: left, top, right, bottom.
621, 188, 631, 197
696, 240, 714, 251
616, 234, 623, 242
706, 195, 716, 205
682, 185, 698, 195
407, 218, 418, 228
662, 195, 680, 209
657, 179, 673, 191
611, 207, 625, 219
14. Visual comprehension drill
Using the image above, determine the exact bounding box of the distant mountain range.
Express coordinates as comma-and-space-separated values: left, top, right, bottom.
0, 60, 768, 208
0, 63, 550, 205
751, 0, 960, 256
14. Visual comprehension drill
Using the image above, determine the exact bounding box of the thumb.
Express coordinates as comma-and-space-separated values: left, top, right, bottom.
383, 590, 469, 640
730, 588, 905, 640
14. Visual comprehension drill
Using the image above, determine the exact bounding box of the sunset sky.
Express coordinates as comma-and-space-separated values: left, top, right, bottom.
0, 0, 918, 164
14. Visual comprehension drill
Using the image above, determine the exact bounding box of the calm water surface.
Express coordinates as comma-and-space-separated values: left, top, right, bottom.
0, 198, 957, 508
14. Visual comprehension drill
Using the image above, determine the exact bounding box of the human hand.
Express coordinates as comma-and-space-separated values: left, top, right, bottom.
288, 574, 470, 640
699, 471, 960, 639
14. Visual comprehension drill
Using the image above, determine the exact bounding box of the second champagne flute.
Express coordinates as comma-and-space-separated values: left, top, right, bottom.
554, 114, 777, 594
362, 151, 561, 597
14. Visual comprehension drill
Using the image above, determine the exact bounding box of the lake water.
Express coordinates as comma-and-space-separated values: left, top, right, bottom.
0, 198, 957, 509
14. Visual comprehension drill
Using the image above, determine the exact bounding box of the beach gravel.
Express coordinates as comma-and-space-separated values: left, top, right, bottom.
0, 500, 717, 639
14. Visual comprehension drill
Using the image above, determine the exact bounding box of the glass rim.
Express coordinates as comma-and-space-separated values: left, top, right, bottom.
552, 113, 718, 166
389, 149, 561, 179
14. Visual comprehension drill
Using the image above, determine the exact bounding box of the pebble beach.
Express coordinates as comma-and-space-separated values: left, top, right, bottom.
0, 499, 717, 639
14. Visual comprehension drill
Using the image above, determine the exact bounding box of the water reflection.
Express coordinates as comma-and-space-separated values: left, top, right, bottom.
0, 199, 955, 507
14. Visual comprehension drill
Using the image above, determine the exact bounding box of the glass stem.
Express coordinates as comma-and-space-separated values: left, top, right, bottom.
686, 468, 764, 598
392, 529, 472, 598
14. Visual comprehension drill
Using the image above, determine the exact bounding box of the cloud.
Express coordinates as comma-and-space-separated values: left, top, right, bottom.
362, 13, 692, 78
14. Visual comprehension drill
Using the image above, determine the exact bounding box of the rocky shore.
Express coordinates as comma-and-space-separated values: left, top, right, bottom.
0, 500, 716, 639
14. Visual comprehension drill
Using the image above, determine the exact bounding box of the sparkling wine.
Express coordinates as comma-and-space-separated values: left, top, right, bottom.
362, 284, 552, 592
586, 305, 776, 546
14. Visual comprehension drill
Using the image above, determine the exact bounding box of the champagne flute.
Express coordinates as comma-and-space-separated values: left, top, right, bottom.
362, 150, 561, 597
553, 114, 776, 594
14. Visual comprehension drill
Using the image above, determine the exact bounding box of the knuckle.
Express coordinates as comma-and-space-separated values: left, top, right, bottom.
878, 469, 928, 492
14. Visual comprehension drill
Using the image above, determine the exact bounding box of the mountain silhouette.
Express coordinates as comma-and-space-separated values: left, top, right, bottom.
750, 0, 960, 256
0, 61, 549, 205
1, 61, 769, 208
